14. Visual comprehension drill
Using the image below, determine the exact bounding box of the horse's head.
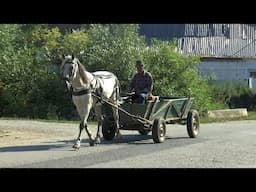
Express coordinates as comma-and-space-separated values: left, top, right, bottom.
61, 54, 79, 82
61, 55, 90, 91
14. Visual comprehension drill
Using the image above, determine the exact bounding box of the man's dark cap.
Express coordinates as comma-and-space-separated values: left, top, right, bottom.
136, 60, 144, 66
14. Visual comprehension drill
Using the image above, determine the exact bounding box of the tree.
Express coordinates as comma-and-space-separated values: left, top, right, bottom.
144, 39, 212, 112
0, 24, 73, 118
81, 24, 146, 90
62, 29, 89, 58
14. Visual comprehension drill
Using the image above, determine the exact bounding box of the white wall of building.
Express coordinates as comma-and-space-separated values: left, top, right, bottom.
198, 58, 256, 88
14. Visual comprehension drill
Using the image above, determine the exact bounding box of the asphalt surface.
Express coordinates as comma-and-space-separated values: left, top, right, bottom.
1, 120, 256, 168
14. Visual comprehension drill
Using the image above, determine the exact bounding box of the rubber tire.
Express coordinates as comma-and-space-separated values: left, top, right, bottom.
138, 129, 150, 135
152, 118, 166, 143
102, 117, 116, 140
187, 110, 200, 138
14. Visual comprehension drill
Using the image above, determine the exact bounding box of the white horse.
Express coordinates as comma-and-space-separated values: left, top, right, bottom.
61, 55, 121, 149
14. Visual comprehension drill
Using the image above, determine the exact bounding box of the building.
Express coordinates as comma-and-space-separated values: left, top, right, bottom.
140, 24, 256, 89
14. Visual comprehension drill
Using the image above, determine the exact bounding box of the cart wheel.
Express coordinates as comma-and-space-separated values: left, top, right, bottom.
187, 110, 200, 138
152, 118, 166, 143
138, 129, 150, 135
102, 117, 116, 140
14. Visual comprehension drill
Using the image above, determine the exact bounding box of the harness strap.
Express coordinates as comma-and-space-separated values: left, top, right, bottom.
90, 74, 103, 97
71, 88, 102, 105
72, 89, 92, 96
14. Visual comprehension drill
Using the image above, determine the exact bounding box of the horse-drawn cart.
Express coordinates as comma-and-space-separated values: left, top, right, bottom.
101, 94, 200, 143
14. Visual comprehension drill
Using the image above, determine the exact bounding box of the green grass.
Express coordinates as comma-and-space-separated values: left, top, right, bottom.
243, 111, 256, 120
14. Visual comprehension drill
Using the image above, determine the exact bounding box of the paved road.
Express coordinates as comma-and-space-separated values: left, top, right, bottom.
1, 120, 256, 168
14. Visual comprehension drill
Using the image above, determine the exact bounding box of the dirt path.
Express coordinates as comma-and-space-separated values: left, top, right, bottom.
0, 119, 81, 147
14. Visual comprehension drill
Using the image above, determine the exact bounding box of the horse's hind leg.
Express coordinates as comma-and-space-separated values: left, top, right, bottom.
84, 124, 95, 146
112, 105, 122, 139
94, 104, 103, 145
113, 82, 122, 139
95, 122, 102, 144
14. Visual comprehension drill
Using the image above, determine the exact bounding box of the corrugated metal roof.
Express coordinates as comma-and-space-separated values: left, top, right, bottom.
140, 24, 256, 58
178, 24, 256, 58
178, 36, 256, 58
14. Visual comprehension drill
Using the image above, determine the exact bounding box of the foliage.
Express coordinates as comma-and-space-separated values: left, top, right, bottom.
209, 81, 256, 111
227, 83, 256, 111
144, 39, 212, 112
62, 30, 89, 58
0, 24, 70, 118
0, 24, 232, 119
81, 24, 146, 90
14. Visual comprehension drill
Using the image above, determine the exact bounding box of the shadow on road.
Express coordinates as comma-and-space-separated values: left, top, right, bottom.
57, 134, 153, 146
59, 134, 190, 145
0, 144, 66, 152
0, 134, 193, 152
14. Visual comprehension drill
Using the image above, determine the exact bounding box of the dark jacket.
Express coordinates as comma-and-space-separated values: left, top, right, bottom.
129, 71, 153, 94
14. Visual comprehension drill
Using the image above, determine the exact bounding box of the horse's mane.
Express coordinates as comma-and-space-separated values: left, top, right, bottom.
76, 59, 90, 84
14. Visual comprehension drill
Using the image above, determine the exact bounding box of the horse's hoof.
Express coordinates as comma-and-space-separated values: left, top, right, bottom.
89, 140, 95, 146
95, 137, 101, 144
72, 144, 80, 149
115, 133, 122, 140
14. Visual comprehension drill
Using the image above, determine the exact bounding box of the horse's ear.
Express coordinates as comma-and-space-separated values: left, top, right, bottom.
72, 54, 75, 60
62, 54, 66, 59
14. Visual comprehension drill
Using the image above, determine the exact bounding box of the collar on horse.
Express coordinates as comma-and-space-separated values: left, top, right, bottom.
70, 75, 103, 98
71, 88, 92, 96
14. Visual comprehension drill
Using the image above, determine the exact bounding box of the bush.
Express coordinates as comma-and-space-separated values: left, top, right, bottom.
209, 81, 256, 111
143, 39, 212, 113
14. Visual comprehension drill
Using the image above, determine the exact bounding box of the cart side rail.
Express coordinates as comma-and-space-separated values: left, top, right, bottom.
150, 97, 193, 122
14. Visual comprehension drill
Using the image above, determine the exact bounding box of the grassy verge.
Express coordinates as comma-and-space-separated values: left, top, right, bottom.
200, 111, 256, 123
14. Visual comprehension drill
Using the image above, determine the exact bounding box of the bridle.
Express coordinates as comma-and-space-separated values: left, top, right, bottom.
63, 61, 77, 82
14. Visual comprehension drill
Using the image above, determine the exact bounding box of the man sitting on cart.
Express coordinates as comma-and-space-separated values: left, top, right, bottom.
128, 60, 153, 104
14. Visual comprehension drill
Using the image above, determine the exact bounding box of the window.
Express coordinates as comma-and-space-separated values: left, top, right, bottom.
250, 71, 256, 78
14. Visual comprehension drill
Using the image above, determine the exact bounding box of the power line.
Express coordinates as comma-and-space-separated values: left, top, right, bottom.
232, 38, 256, 56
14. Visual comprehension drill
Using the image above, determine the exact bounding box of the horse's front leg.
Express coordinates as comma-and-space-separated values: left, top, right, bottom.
82, 96, 96, 146
72, 121, 84, 149
73, 95, 94, 148
82, 111, 95, 146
